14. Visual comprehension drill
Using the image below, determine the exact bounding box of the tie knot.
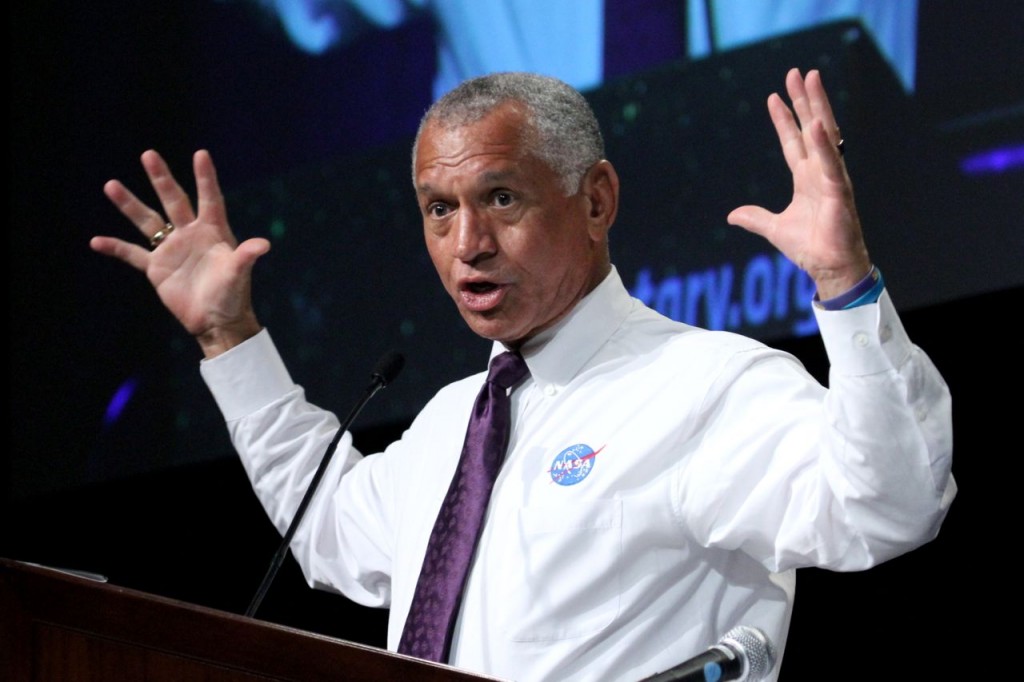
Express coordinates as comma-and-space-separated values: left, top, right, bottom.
488, 351, 529, 390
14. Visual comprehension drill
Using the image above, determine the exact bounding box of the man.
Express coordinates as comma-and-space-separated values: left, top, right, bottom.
91, 69, 955, 681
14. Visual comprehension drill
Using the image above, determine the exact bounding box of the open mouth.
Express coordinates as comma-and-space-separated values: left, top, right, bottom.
459, 281, 506, 311
466, 281, 498, 293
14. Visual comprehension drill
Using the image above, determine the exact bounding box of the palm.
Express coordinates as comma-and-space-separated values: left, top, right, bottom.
146, 228, 252, 336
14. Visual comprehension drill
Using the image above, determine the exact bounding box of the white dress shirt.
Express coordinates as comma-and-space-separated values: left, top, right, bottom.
201, 267, 955, 682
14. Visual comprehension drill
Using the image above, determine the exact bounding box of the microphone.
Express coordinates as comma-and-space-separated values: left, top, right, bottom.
245, 350, 405, 618
639, 626, 777, 682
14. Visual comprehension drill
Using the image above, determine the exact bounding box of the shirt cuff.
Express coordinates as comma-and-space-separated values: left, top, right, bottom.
814, 288, 914, 376
815, 266, 885, 310
199, 328, 296, 422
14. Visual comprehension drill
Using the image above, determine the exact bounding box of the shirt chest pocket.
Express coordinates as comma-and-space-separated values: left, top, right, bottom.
506, 499, 623, 642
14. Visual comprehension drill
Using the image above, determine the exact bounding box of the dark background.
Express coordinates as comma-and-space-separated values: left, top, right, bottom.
7, 1, 1023, 679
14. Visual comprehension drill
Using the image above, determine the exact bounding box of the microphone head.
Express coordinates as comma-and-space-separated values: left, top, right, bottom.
372, 350, 405, 387
720, 625, 777, 681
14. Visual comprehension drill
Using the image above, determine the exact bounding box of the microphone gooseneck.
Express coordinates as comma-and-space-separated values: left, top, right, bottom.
245, 350, 406, 618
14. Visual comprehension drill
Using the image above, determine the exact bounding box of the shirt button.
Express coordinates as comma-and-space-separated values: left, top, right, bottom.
879, 324, 892, 342
544, 385, 557, 397
915, 406, 928, 422
853, 332, 870, 348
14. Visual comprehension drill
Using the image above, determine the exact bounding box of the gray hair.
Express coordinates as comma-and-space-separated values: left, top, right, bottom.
412, 72, 605, 195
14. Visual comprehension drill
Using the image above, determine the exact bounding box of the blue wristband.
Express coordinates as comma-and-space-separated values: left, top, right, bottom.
817, 266, 885, 310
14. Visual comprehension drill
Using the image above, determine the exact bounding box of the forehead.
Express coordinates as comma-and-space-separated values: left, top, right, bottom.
414, 104, 538, 183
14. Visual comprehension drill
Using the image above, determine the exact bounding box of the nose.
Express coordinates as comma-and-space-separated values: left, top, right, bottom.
453, 206, 497, 264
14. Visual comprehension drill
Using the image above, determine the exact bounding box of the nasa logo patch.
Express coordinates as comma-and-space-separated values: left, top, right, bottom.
549, 443, 601, 486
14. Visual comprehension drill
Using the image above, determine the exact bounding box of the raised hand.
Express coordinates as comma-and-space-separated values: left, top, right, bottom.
727, 68, 872, 300
90, 149, 271, 357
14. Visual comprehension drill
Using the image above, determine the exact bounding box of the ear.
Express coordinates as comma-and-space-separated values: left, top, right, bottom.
580, 160, 619, 242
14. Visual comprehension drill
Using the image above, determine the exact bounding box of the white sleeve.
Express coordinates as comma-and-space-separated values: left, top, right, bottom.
678, 289, 955, 572
199, 329, 395, 607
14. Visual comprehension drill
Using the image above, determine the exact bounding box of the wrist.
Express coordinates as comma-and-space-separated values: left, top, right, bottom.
815, 265, 885, 310
197, 317, 263, 359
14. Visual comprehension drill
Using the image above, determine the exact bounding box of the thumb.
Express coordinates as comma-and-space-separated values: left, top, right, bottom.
234, 237, 272, 270
727, 205, 775, 239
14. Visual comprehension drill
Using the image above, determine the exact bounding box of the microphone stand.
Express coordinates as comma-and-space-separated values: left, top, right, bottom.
245, 351, 404, 618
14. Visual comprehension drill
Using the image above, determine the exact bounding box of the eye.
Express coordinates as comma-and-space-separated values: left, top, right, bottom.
492, 191, 514, 207
427, 202, 451, 218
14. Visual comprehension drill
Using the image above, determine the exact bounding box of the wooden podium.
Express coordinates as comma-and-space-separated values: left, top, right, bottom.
1, 558, 504, 681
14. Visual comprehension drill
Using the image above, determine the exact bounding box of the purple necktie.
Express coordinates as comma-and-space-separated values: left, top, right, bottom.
398, 351, 530, 662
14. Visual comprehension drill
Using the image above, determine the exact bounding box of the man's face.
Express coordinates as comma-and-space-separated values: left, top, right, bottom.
414, 103, 609, 348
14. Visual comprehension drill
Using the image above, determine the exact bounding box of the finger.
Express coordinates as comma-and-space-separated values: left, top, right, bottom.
192, 150, 233, 242
784, 67, 814, 133
140, 149, 197, 228
103, 178, 171, 243
804, 70, 841, 146
808, 119, 848, 183
767, 92, 806, 170
726, 204, 776, 239
235, 236, 273, 268
89, 235, 152, 272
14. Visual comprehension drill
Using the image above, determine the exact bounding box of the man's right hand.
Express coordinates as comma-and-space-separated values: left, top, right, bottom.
90, 149, 270, 358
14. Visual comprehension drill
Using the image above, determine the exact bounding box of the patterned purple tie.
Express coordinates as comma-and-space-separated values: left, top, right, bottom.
398, 351, 530, 662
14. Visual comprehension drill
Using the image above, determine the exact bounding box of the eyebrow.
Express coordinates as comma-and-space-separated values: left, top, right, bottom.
480, 169, 517, 183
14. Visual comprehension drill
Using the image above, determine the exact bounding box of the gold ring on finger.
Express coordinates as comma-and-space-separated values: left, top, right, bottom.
150, 222, 175, 249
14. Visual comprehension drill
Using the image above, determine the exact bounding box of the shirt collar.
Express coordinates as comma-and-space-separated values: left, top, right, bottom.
489, 266, 634, 389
